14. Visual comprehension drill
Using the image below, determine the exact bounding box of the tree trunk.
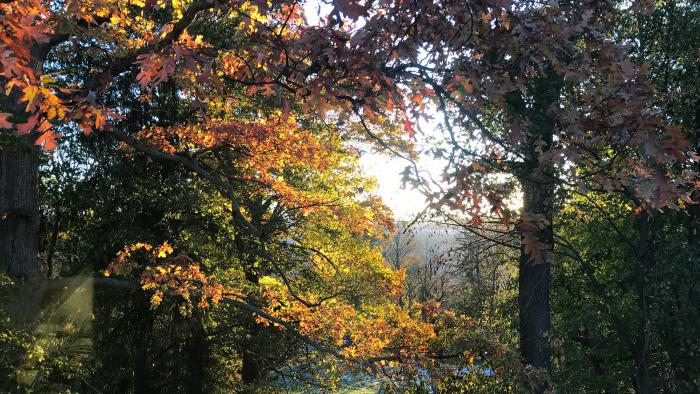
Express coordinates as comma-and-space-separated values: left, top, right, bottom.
133, 296, 154, 394
0, 42, 48, 284
0, 141, 41, 281
518, 172, 553, 387
241, 346, 261, 385
46, 209, 61, 279
241, 267, 262, 387
0, 140, 44, 339
633, 212, 653, 394
511, 76, 560, 393
186, 314, 207, 394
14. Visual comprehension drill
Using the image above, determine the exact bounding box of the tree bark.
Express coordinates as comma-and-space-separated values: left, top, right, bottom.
0, 141, 41, 281
133, 296, 154, 394
518, 172, 553, 384
632, 212, 653, 394
0, 41, 50, 283
186, 315, 207, 394
241, 264, 263, 387
0, 58, 50, 368
510, 76, 560, 393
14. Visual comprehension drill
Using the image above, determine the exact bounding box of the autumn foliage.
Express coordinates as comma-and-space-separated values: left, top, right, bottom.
1, 0, 698, 392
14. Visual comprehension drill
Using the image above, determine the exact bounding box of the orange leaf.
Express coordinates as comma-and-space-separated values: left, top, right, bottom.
35, 129, 60, 151
471, 162, 486, 172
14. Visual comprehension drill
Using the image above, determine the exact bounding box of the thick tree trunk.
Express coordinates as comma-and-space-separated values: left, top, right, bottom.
512, 76, 559, 392
0, 142, 41, 281
518, 172, 553, 385
0, 43, 48, 283
186, 344, 206, 394
186, 315, 207, 394
241, 344, 261, 385
0, 140, 44, 337
634, 353, 652, 394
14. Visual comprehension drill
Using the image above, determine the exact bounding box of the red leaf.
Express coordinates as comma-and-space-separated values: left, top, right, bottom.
404, 113, 414, 139
0, 113, 12, 129
15, 113, 39, 135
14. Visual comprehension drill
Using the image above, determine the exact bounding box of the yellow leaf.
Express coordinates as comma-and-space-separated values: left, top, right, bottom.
156, 241, 173, 258
21, 85, 39, 108
40, 74, 55, 84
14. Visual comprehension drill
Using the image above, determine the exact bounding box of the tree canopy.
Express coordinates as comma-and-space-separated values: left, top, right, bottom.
0, 0, 698, 393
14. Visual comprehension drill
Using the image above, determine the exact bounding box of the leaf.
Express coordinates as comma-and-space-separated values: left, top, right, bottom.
20, 85, 40, 111
0, 113, 12, 129
135, 53, 164, 86
156, 241, 174, 258
35, 129, 60, 151
15, 113, 39, 135
404, 113, 414, 139
462, 79, 474, 94
522, 232, 546, 263
471, 162, 486, 172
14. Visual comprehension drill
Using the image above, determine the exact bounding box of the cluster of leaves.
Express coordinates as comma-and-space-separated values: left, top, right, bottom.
1, 0, 698, 392
5, 0, 692, 204
105, 242, 227, 312
256, 274, 435, 361
103, 237, 511, 377
548, 192, 700, 392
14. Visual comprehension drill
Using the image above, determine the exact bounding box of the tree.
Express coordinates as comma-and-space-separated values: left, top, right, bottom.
403, 228, 454, 308
381, 221, 416, 271
0, 0, 49, 282
548, 2, 700, 392
162, 2, 696, 384
552, 192, 700, 393
1, 2, 696, 391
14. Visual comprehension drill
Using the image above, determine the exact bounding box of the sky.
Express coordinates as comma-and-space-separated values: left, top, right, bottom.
302, 1, 447, 221
360, 150, 430, 220
359, 129, 447, 220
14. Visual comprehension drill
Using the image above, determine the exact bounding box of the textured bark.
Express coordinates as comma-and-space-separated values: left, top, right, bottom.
518, 172, 553, 378
0, 41, 50, 282
241, 344, 262, 385
510, 76, 560, 393
0, 142, 41, 281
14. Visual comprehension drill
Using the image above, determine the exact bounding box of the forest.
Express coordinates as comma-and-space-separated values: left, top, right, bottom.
0, 0, 698, 393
